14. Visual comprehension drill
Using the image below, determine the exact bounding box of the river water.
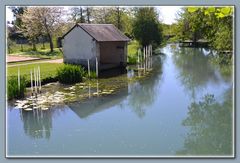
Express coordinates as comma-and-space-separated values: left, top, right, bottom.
7, 44, 233, 157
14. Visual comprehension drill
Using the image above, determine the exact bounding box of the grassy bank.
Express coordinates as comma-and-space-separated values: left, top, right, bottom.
57, 64, 85, 84
7, 62, 64, 86
7, 76, 26, 100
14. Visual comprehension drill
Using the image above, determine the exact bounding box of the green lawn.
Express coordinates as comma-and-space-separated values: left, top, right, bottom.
8, 48, 63, 59
7, 62, 63, 84
8, 41, 59, 54
8, 42, 50, 53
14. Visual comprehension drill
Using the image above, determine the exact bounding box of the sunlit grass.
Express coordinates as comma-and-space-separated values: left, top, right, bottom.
7, 62, 64, 84
8, 48, 63, 59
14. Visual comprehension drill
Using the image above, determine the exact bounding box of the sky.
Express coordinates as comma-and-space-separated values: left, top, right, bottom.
157, 6, 182, 24
6, 6, 182, 25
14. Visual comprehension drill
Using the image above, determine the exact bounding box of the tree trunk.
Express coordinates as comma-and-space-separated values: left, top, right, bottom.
80, 7, 85, 23
48, 34, 54, 52
117, 7, 121, 30
32, 43, 36, 51
42, 38, 45, 49
21, 43, 23, 52
32, 39, 37, 51
86, 7, 90, 23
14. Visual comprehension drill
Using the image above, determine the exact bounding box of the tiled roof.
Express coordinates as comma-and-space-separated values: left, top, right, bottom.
62, 23, 130, 42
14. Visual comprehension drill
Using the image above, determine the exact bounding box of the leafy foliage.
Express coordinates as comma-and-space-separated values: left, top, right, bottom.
57, 64, 85, 84
132, 7, 163, 46
8, 6, 26, 27
175, 6, 233, 51
7, 76, 26, 100
127, 40, 140, 64
187, 6, 233, 18
90, 7, 134, 34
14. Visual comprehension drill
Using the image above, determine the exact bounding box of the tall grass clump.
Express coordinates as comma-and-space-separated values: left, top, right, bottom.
7, 76, 26, 100
88, 71, 97, 79
127, 55, 137, 64
57, 64, 85, 84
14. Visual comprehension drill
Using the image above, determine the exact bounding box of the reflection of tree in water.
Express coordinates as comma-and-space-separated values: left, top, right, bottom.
172, 47, 219, 99
20, 107, 63, 139
177, 88, 233, 155
127, 56, 164, 118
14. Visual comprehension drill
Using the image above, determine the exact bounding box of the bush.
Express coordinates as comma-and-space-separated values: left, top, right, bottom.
127, 40, 140, 64
57, 64, 85, 84
89, 71, 97, 79
127, 55, 137, 64
7, 76, 26, 100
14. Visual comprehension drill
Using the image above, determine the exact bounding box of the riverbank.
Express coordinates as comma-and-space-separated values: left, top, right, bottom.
10, 55, 157, 110
7, 44, 233, 156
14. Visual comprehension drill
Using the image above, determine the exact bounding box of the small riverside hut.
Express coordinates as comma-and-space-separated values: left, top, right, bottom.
62, 24, 130, 70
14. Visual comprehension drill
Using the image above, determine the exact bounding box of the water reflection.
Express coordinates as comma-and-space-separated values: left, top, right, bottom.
172, 46, 221, 99
21, 109, 53, 139
177, 88, 233, 156
68, 88, 128, 119
127, 56, 163, 118
67, 56, 161, 119
19, 106, 66, 139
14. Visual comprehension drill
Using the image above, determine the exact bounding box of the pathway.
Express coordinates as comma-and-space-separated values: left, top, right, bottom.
8, 58, 63, 67
7, 56, 41, 63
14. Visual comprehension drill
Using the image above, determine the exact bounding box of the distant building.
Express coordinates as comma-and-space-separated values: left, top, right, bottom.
62, 24, 130, 70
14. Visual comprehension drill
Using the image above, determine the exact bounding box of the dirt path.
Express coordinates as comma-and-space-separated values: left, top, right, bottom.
8, 59, 63, 67
7, 56, 41, 63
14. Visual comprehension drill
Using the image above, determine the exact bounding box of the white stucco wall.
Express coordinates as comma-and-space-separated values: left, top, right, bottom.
63, 26, 97, 65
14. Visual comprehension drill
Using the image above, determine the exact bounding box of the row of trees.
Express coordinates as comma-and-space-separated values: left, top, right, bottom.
69, 7, 133, 35
173, 7, 233, 51
8, 6, 164, 53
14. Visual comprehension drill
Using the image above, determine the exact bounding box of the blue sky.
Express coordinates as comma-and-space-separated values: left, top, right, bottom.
6, 6, 182, 24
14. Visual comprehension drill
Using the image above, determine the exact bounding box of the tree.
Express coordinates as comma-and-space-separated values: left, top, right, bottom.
21, 8, 43, 51
85, 7, 92, 23
69, 6, 94, 24
70, 7, 85, 23
132, 7, 163, 46
90, 7, 134, 34
8, 6, 27, 50
91, 7, 111, 24
174, 8, 207, 45
21, 7, 63, 52
175, 7, 233, 51
187, 6, 233, 51
9, 6, 26, 28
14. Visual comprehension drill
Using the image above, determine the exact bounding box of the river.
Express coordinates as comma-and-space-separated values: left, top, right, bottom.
7, 44, 233, 157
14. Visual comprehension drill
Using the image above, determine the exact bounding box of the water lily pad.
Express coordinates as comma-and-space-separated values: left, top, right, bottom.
24, 108, 33, 111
